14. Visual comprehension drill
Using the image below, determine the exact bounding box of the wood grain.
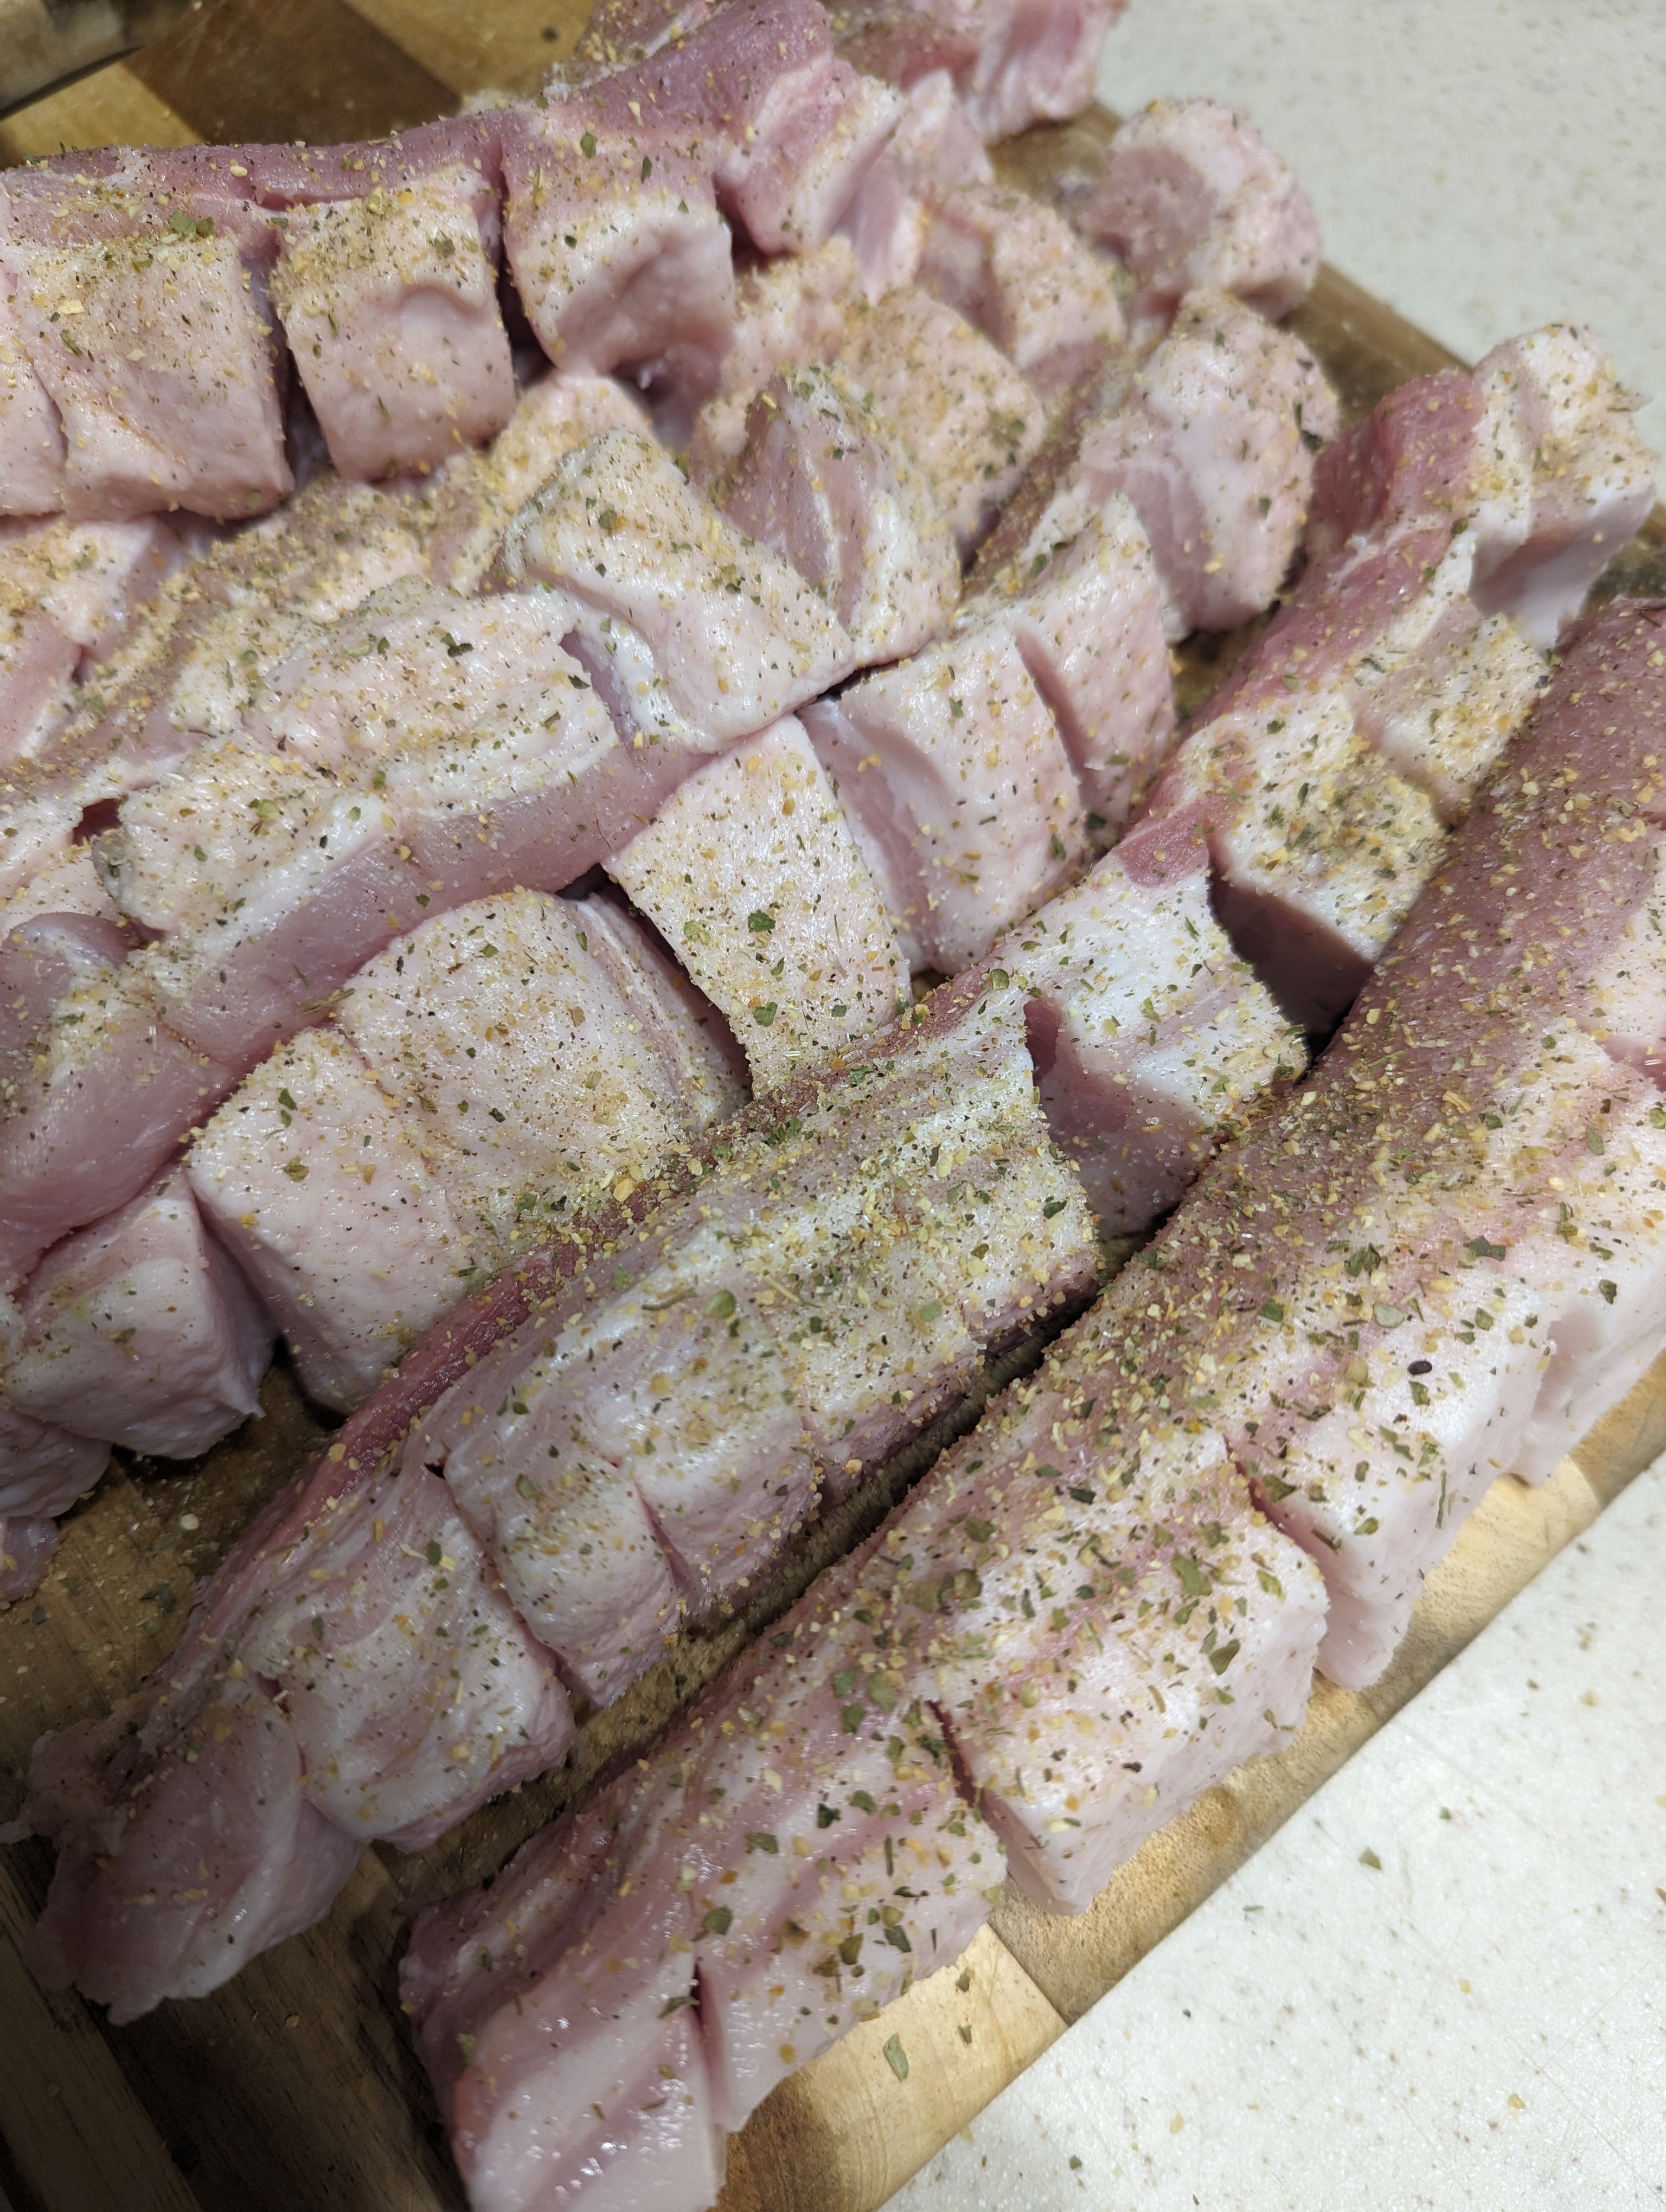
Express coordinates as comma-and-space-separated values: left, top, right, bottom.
0, 15, 1663, 2212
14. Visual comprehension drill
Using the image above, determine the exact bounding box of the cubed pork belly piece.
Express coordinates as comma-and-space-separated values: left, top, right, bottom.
1078, 287, 1339, 636
0, 516, 180, 763
108, 741, 413, 1066
499, 105, 735, 409
836, 65, 992, 298
838, 0, 1130, 143
424, 370, 649, 593
1138, 691, 1446, 1032
1011, 844, 1302, 1232
572, 0, 905, 255
607, 716, 908, 1083
704, 364, 959, 664
1083, 98, 1321, 327
839, 284, 1043, 548
804, 615, 1084, 973
4, 228, 290, 523
267, 168, 515, 483
0, 271, 67, 517
5, 1166, 272, 1458
408, 985, 1095, 1699
863, 1386, 1325, 1912
499, 428, 859, 740
914, 179, 1124, 393
1468, 326, 1657, 645
1306, 335, 1657, 646
687, 236, 863, 477
0, 912, 233, 1290
958, 490, 1174, 833
233, 1458, 575, 1851
19, 1669, 362, 2024
338, 887, 725, 1256
187, 1026, 474, 1413
574, 891, 749, 1126
0, 843, 120, 928
0, 1515, 60, 1600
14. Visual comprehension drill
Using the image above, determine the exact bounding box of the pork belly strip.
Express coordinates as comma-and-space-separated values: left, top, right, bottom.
401, 1251, 1322, 2212
1090, 598, 1666, 1688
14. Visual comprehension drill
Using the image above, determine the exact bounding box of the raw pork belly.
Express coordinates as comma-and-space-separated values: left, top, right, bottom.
498, 429, 859, 742
4, 1167, 271, 1457
702, 363, 960, 663
266, 166, 514, 481
404, 1262, 1321, 2212
1306, 331, 1655, 646
190, 886, 739, 1409
405, 981, 1094, 1698
835, 0, 1131, 143
804, 492, 1172, 971
0, 151, 291, 522
0, 516, 180, 764
607, 716, 909, 1082
1083, 98, 1322, 326
838, 284, 1043, 548
685, 237, 864, 475
1108, 601, 1666, 1688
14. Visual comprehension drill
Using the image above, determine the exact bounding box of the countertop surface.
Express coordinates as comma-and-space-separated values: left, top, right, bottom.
907, 11, 1666, 2204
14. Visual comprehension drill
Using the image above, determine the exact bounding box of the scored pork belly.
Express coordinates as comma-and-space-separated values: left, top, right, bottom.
1013, 842, 1302, 1232
1098, 601, 1666, 1687
804, 615, 1083, 972
338, 886, 735, 1256
407, 983, 1095, 1699
836, 65, 994, 298
498, 428, 859, 741
563, 0, 905, 257
498, 105, 735, 403
0, 269, 66, 517
188, 1026, 476, 1412
405, 1529, 998, 2205
705, 364, 960, 664
1, 159, 291, 523
573, 891, 749, 1127
266, 168, 515, 483
685, 236, 863, 477
913, 178, 1124, 394
1082, 98, 1322, 327
1307, 333, 1656, 647
838, 284, 1043, 548
607, 716, 909, 1084
1078, 287, 1339, 636
4, 1166, 272, 1458
1137, 691, 1446, 1032
0, 516, 181, 764
424, 371, 650, 594
232, 1458, 576, 1852
958, 491, 1174, 833
835, 0, 1131, 143
0, 913, 233, 1291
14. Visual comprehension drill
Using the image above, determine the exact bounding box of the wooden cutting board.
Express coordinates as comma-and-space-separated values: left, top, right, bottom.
2, 11, 1665, 2210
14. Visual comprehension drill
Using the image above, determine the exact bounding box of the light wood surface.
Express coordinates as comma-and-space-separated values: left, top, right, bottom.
1, 13, 1663, 2212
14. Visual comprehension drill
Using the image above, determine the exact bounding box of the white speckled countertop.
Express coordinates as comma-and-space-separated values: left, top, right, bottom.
902, 11, 1666, 2206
